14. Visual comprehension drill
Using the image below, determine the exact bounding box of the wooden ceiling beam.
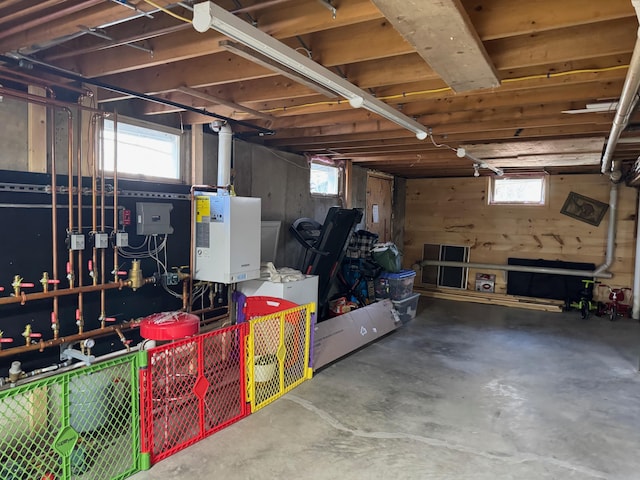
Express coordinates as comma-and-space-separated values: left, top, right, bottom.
56, 0, 383, 77
0, 0, 177, 52
372, 0, 499, 91
463, 0, 635, 41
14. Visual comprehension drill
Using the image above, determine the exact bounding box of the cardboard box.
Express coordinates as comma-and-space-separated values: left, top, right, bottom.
475, 273, 496, 293
313, 299, 399, 370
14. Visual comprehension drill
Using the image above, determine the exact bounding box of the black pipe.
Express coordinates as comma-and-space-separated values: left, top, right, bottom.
0, 54, 275, 135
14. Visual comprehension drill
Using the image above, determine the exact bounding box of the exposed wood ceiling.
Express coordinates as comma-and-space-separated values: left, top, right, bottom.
1, 0, 640, 178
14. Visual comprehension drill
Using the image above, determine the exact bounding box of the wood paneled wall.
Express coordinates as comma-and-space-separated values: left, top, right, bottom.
404, 174, 638, 295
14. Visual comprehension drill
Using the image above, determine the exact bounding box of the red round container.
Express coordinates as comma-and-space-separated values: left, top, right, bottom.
140, 311, 199, 341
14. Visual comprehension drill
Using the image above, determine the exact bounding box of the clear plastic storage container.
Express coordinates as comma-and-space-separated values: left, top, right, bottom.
374, 269, 416, 301
392, 292, 420, 324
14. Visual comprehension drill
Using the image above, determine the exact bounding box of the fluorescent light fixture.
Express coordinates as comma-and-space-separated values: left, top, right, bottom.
193, 1, 429, 140
456, 148, 504, 176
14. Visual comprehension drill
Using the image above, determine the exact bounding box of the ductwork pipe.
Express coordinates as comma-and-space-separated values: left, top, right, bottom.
213, 121, 232, 192
416, 259, 613, 279
601, 26, 640, 176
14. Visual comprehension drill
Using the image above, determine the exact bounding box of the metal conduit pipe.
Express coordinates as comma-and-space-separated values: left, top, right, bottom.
594, 182, 618, 276
601, 26, 640, 176
417, 260, 613, 279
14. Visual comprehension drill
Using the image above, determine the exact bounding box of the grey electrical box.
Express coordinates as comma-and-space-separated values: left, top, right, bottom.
115, 232, 129, 247
136, 202, 174, 235
70, 234, 85, 251
94, 233, 109, 249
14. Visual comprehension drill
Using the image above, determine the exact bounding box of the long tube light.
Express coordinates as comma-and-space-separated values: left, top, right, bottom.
456, 148, 504, 176
192, 1, 429, 140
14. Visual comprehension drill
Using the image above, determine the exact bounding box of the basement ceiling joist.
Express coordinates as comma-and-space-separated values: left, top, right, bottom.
0, 0, 638, 178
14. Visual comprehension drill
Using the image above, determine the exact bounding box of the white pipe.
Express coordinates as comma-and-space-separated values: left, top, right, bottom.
594, 182, 618, 276
215, 122, 232, 192
633, 190, 640, 319
417, 259, 613, 279
601, 27, 640, 175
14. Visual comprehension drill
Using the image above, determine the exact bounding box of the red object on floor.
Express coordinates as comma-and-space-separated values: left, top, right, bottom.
140, 311, 199, 341
243, 296, 298, 319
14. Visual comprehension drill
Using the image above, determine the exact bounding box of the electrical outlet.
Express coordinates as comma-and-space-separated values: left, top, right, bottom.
94, 233, 109, 249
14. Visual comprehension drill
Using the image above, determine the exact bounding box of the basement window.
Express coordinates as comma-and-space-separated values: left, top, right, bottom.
103, 118, 181, 181
489, 175, 546, 205
310, 161, 341, 196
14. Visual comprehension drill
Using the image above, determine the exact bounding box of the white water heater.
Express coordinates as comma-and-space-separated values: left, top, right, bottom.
193, 192, 261, 284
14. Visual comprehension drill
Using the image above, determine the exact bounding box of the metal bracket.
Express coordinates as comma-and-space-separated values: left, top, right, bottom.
316, 0, 337, 19
60, 347, 95, 365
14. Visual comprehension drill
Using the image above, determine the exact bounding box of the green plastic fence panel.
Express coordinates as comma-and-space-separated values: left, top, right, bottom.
0, 353, 141, 480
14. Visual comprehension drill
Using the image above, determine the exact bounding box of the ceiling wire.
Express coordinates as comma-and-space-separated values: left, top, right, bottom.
141, 0, 191, 23
259, 64, 631, 114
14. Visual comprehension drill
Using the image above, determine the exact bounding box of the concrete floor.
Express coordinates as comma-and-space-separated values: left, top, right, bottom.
130, 298, 640, 480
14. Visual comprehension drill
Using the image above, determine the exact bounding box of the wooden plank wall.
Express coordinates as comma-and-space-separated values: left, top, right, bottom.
404, 174, 638, 297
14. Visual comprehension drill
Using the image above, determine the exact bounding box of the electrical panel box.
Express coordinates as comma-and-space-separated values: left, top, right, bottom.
193, 193, 261, 284
136, 202, 174, 235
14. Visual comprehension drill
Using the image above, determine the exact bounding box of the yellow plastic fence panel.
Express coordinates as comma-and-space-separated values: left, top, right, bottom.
248, 302, 314, 412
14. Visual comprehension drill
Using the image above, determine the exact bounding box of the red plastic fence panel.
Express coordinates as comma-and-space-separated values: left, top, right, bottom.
141, 323, 248, 464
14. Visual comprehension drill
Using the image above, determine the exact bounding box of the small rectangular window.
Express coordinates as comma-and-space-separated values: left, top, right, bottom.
103, 118, 181, 180
490, 175, 546, 205
310, 162, 341, 196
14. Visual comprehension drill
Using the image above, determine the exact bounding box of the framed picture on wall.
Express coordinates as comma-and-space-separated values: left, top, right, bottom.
560, 192, 609, 226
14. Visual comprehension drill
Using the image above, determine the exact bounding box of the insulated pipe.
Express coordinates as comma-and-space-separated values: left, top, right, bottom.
601, 28, 640, 176
594, 182, 619, 276
416, 260, 613, 279
215, 122, 233, 191
633, 190, 640, 319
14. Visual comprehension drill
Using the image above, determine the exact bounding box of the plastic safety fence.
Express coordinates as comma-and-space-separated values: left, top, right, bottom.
247, 303, 314, 412
140, 323, 249, 465
0, 354, 141, 480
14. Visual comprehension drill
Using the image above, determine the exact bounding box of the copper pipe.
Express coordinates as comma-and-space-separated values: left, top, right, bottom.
0, 281, 127, 306
0, 319, 141, 360
0, 87, 104, 114
182, 278, 189, 311
0, 67, 91, 95
66, 109, 75, 290
91, 115, 98, 288
49, 102, 60, 339
77, 100, 84, 334
99, 116, 107, 327
112, 111, 119, 283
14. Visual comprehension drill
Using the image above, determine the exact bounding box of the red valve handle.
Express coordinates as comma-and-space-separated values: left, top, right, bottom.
19, 283, 35, 288
66, 262, 71, 274
75, 309, 81, 320
51, 312, 57, 324
0, 287, 4, 292
88, 260, 93, 270
105, 317, 117, 322
0, 338, 14, 343
29, 333, 42, 338
47, 279, 61, 284
117, 271, 127, 276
